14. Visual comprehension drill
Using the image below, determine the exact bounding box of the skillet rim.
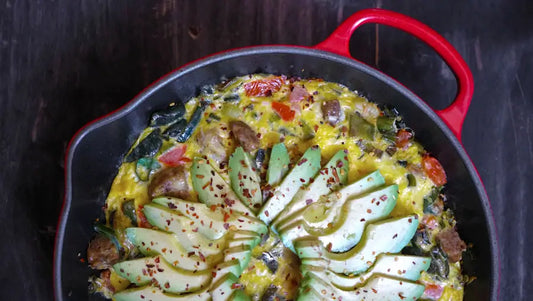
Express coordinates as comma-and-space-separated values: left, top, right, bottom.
54, 45, 499, 301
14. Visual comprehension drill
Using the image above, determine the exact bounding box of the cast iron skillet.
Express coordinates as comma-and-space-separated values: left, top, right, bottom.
54, 9, 499, 300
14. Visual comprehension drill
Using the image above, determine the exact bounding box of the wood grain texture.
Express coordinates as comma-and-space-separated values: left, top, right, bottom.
1, 0, 532, 299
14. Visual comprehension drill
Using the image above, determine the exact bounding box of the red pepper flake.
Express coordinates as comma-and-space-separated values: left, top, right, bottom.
264, 210, 269, 217
332, 168, 340, 183
167, 203, 177, 209
298, 158, 308, 166
210, 205, 217, 211
380, 195, 388, 201
187, 252, 195, 257
202, 178, 212, 190
223, 223, 230, 230
224, 198, 235, 206
164, 282, 170, 289
306, 199, 313, 205
223, 212, 230, 222
393, 233, 398, 239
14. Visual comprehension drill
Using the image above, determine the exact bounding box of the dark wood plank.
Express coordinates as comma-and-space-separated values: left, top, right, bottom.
1, 0, 532, 299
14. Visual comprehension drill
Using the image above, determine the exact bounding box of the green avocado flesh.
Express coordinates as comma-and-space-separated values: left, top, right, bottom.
298, 273, 426, 301
229, 147, 262, 212
111, 145, 431, 300
271, 149, 349, 232
258, 146, 322, 225
296, 215, 419, 274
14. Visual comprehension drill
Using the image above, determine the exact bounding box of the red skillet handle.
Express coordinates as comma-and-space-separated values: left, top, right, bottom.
315, 8, 474, 141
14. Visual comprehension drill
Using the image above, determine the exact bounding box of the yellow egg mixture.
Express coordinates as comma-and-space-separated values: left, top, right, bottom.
97, 74, 465, 300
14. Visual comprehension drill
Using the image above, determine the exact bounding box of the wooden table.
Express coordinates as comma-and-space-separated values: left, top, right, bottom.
1, 0, 531, 299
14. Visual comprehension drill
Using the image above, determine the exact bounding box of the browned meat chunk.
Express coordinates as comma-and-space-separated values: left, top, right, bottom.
196, 127, 228, 163
148, 165, 190, 199
87, 235, 119, 270
98, 269, 115, 294
321, 99, 342, 126
436, 228, 466, 263
230, 120, 260, 152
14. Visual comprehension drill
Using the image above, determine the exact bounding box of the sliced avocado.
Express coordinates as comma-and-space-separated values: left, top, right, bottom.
212, 259, 243, 283
295, 215, 419, 274
125, 227, 212, 271
191, 157, 253, 216
113, 285, 210, 301
143, 204, 226, 257
258, 146, 322, 225
314, 184, 398, 252
352, 275, 425, 300
227, 237, 261, 249
275, 170, 385, 232
210, 273, 242, 301
296, 286, 324, 301
300, 273, 425, 301
231, 229, 262, 241
323, 254, 431, 289
272, 149, 349, 231
279, 185, 398, 252
223, 245, 253, 271
229, 147, 262, 211
151, 198, 267, 239
229, 289, 251, 301
114, 255, 212, 294
266, 143, 290, 186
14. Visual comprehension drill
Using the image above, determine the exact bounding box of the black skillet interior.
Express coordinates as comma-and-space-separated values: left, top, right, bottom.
55, 47, 498, 300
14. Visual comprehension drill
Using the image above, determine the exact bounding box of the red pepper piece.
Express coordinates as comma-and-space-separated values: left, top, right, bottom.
422, 155, 447, 186
395, 129, 413, 149
272, 101, 295, 121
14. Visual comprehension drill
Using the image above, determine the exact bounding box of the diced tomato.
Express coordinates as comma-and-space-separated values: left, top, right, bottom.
272, 101, 296, 121
136, 206, 151, 228
422, 155, 447, 186
423, 283, 444, 299
244, 76, 284, 97
158, 144, 187, 166
395, 129, 413, 149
